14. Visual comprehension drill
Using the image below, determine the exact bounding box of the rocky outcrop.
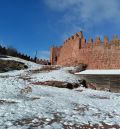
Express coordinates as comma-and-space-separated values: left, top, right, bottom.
32, 80, 81, 89
0, 59, 28, 73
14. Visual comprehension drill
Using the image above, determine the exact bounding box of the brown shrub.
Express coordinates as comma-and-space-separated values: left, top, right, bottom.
20, 86, 32, 94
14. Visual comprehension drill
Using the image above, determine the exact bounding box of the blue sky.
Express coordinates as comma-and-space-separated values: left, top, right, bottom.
0, 0, 120, 59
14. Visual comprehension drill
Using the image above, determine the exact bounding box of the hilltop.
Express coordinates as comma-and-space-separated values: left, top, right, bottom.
0, 56, 120, 128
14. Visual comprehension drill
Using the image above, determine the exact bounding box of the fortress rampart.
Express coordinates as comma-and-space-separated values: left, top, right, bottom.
50, 32, 120, 69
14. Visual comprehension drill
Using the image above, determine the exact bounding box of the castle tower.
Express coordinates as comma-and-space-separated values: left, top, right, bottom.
50, 46, 62, 65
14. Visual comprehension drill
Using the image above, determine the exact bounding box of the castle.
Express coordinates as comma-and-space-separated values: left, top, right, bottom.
50, 32, 120, 69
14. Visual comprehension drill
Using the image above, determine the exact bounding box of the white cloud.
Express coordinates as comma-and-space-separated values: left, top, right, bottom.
45, 0, 120, 21
45, 0, 78, 11
45, 0, 120, 26
44, 0, 120, 42
37, 50, 50, 60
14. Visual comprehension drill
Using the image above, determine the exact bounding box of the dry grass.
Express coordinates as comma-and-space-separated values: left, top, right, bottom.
89, 95, 110, 99
30, 96, 40, 100
0, 99, 17, 104
20, 86, 32, 94
68, 64, 88, 75
32, 80, 80, 89
73, 103, 89, 117
71, 124, 120, 129
30, 66, 61, 74
25, 96, 40, 101
14, 118, 42, 127
13, 114, 120, 129
0, 59, 28, 73
18, 76, 31, 81
0, 75, 10, 78
75, 89, 84, 92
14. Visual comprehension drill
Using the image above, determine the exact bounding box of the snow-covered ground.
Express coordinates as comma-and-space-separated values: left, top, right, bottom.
76, 70, 120, 75
0, 56, 120, 129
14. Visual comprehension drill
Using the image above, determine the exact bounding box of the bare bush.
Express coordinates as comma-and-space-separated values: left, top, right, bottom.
20, 86, 32, 94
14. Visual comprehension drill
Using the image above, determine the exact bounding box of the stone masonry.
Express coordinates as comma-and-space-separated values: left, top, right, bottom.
50, 32, 120, 69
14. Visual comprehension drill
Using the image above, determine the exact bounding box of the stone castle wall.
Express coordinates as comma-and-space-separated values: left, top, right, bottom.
50, 32, 120, 69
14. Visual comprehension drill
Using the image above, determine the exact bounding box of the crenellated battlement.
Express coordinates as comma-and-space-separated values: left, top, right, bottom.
50, 32, 120, 69
62, 32, 120, 49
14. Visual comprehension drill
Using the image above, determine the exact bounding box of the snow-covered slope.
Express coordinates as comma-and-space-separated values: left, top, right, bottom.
0, 56, 40, 69
0, 56, 120, 129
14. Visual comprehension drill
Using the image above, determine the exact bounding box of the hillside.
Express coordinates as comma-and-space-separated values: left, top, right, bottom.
0, 56, 120, 128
